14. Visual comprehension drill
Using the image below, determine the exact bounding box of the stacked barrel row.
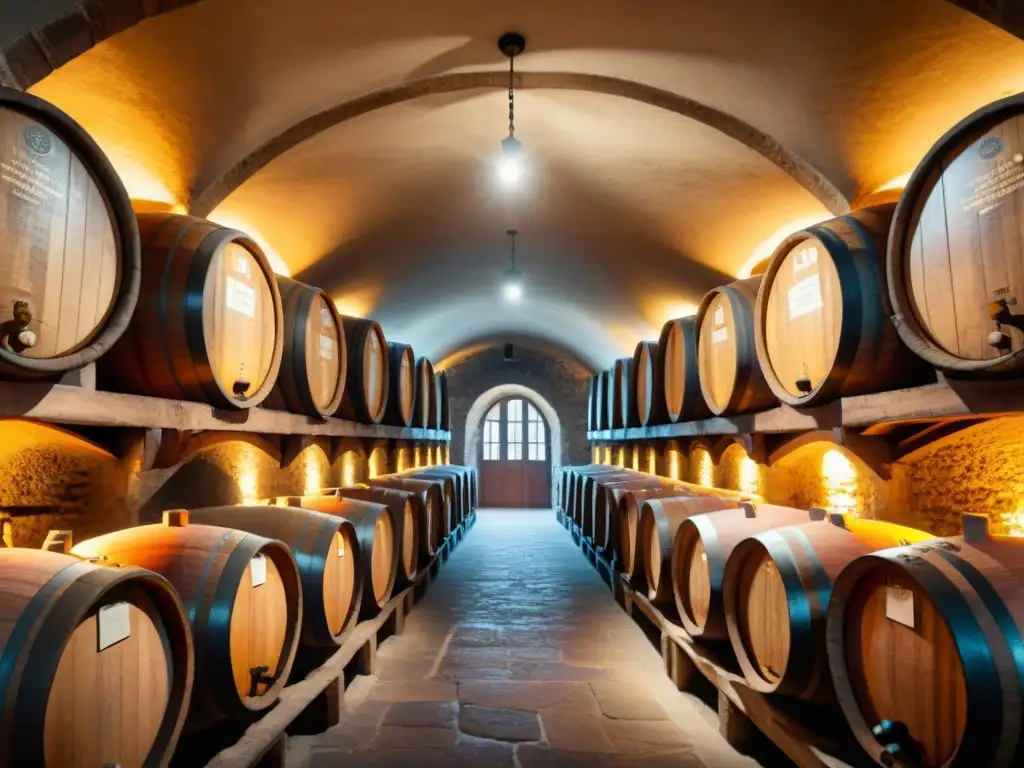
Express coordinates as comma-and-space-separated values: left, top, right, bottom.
0, 465, 477, 767
587, 93, 1024, 431
0, 87, 452, 428
557, 466, 1024, 768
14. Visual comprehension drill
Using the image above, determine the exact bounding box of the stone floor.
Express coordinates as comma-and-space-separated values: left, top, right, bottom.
288, 509, 782, 768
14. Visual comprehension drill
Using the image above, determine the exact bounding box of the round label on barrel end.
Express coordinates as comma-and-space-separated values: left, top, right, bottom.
0, 108, 120, 359
907, 113, 1024, 361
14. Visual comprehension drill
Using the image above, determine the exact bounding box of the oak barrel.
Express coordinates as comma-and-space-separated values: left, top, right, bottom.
596, 371, 611, 430
337, 316, 389, 423
754, 205, 929, 406
827, 514, 1024, 768
574, 465, 626, 529
413, 356, 437, 429
436, 369, 451, 430
580, 470, 637, 541
887, 94, 1024, 377
607, 358, 632, 429
632, 340, 666, 427
264, 277, 346, 418
673, 504, 818, 640
658, 316, 710, 423
367, 476, 445, 553
409, 468, 465, 529
640, 496, 738, 605
102, 213, 284, 409
723, 513, 933, 700
587, 374, 598, 431
71, 511, 301, 727
591, 473, 673, 551
0, 546, 192, 767
284, 495, 396, 616
383, 342, 416, 427
615, 484, 694, 575
696, 277, 777, 415
187, 505, 361, 647
0, 87, 141, 379
323, 487, 419, 586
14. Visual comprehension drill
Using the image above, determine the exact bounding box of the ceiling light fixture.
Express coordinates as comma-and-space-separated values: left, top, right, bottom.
502, 228, 524, 302
498, 32, 526, 187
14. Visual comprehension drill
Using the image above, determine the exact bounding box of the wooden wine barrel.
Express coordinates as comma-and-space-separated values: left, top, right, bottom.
367, 476, 445, 553
581, 470, 637, 541
592, 474, 674, 551
696, 278, 777, 415
640, 497, 738, 605
284, 495, 397, 616
827, 514, 1024, 768
609, 357, 634, 428
887, 94, 1024, 377
101, 213, 284, 409
595, 371, 611, 430
723, 513, 934, 700
337, 316, 389, 424
432, 465, 474, 520
414, 357, 437, 429
754, 206, 929, 406
587, 374, 598, 432
187, 505, 361, 647
71, 511, 301, 727
658, 316, 709, 423
575, 466, 628, 529
632, 340, 666, 427
264, 277, 346, 418
614, 484, 695, 575
436, 370, 451, 430
325, 487, 419, 585
383, 342, 416, 427
673, 504, 819, 640
0, 546, 192, 767
410, 468, 464, 529
0, 88, 141, 379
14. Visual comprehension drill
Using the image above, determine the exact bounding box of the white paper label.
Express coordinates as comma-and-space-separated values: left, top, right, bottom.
713, 306, 724, 326
235, 254, 251, 277
885, 585, 914, 628
711, 326, 729, 344
319, 335, 334, 360
793, 246, 818, 274
336, 532, 346, 557
788, 274, 823, 319
98, 601, 131, 651
251, 554, 267, 587
225, 276, 257, 319
321, 307, 332, 328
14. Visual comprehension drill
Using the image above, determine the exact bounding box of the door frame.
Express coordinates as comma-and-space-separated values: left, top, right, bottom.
478, 396, 552, 508
463, 383, 563, 507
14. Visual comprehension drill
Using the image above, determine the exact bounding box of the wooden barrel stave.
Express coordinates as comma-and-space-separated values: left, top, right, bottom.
0, 548, 192, 767
264, 277, 346, 418
187, 505, 361, 647
337, 316, 389, 424
723, 514, 934, 700
673, 504, 817, 639
70, 514, 301, 728
381, 342, 416, 427
0, 87, 141, 379
696, 277, 777, 415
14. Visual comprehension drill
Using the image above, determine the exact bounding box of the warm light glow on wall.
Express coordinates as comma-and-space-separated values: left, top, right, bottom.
822, 449, 859, 515
617, 447, 626, 468
631, 445, 640, 471
207, 210, 291, 276
592, 445, 601, 463
368, 448, 382, 479
875, 171, 913, 193
414, 446, 423, 468
396, 447, 409, 473
444, 445, 450, 464
669, 450, 681, 481
737, 215, 831, 278
237, 444, 260, 505
1000, 504, 1024, 537
305, 450, 322, 495
738, 456, 760, 496
332, 286, 380, 319
696, 449, 714, 488
603, 446, 613, 465
342, 451, 357, 487
647, 446, 657, 474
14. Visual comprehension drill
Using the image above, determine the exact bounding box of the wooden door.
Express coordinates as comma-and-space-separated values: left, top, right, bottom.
479, 397, 551, 508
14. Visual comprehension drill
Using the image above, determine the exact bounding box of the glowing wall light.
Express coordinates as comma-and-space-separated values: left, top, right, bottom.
305, 449, 323, 495
368, 448, 383, 479
237, 444, 260, 505
414, 446, 423, 468
396, 447, 409, 473
631, 445, 640, 471
737, 456, 760, 496
696, 449, 714, 488
1000, 503, 1024, 537
669, 450, 681, 481
342, 451, 357, 487
444, 445, 450, 463
822, 448, 859, 515
647, 446, 657, 475
592, 445, 601, 463
603, 446, 613, 465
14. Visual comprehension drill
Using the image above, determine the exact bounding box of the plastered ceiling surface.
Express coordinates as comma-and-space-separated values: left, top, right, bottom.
23, 0, 1024, 367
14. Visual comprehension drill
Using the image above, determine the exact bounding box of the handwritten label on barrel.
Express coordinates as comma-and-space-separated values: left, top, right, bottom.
251, 553, 267, 588
321, 307, 332, 327
235, 254, 251, 278
320, 334, 334, 360
793, 246, 817, 274
788, 274, 823, 319
713, 306, 724, 326
711, 326, 729, 344
885, 585, 914, 628
336, 532, 346, 558
98, 601, 131, 651
225, 276, 257, 319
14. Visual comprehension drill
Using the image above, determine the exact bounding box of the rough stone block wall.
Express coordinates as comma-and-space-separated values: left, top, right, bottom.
442, 342, 593, 468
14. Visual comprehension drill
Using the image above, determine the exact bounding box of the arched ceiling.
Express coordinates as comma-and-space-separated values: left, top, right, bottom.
17, 0, 1024, 368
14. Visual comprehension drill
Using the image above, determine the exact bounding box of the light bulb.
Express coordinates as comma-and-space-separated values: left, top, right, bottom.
499, 134, 523, 186
503, 279, 523, 302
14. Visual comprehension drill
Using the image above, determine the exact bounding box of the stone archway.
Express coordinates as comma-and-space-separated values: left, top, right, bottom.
464, 383, 563, 508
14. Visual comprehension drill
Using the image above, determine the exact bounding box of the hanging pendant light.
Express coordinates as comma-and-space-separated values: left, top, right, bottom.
498, 32, 526, 187
502, 228, 524, 302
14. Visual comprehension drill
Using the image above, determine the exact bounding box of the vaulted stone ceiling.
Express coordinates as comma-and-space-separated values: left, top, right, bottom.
12, 0, 1024, 368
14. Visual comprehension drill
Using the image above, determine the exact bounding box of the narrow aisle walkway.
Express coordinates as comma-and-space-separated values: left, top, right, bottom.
290, 510, 766, 767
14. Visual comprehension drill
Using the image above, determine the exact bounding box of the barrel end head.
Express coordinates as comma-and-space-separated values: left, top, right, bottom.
740, 501, 757, 518
962, 513, 992, 543
828, 511, 850, 529
808, 507, 827, 521
163, 509, 189, 527
41, 530, 73, 553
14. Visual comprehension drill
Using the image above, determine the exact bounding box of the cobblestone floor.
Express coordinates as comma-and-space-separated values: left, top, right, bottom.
288, 509, 773, 768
